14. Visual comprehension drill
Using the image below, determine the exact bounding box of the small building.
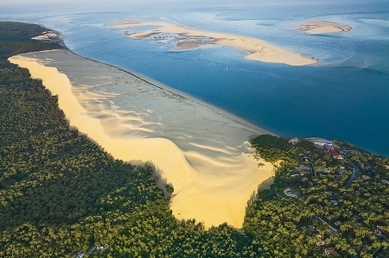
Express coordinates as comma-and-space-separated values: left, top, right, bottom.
325, 215, 333, 221
70, 250, 85, 258
87, 244, 109, 255
324, 247, 337, 256
374, 228, 382, 237
376, 225, 384, 231
333, 154, 343, 160
362, 175, 370, 180
330, 200, 338, 206
289, 137, 299, 144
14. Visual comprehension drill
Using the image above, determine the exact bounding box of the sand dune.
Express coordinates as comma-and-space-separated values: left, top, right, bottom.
9, 49, 276, 228
110, 19, 317, 66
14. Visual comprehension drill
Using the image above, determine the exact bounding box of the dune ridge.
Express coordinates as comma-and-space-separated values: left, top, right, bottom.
9, 49, 276, 228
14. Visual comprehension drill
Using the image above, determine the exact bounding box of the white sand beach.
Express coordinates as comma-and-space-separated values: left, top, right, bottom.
288, 20, 352, 34
9, 49, 276, 228
110, 20, 317, 66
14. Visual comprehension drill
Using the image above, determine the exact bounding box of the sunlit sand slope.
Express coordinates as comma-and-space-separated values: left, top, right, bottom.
10, 49, 276, 228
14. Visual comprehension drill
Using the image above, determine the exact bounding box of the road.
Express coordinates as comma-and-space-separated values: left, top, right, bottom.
341, 150, 361, 188
303, 157, 317, 177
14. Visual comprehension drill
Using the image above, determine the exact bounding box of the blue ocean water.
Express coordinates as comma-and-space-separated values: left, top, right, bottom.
1, 1, 389, 156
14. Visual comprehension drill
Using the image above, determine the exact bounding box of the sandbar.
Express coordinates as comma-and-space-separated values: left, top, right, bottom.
288, 20, 352, 34
9, 49, 276, 228
109, 19, 317, 66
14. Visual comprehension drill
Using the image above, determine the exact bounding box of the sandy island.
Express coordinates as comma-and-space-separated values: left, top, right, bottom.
109, 19, 317, 66
288, 20, 352, 34
9, 49, 277, 228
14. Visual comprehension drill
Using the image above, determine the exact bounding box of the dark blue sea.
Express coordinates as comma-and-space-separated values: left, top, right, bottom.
1, 0, 389, 156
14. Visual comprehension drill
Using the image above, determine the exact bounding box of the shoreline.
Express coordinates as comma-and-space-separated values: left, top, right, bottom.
9, 49, 277, 228
67, 48, 273, 136
287, 20, 353, 34
110, 19, 318, 66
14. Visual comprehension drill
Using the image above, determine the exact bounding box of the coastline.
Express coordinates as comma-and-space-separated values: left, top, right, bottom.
9, 49, 277, 228
68, 49, 272, 135
287, 20, 353, 34
110, 19, 318, 66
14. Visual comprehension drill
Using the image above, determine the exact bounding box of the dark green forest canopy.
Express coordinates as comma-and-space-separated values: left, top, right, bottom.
0, 21, 62, 59
1, 21, 388, 257
0, 21, 255, 258
248, 135, 389, 257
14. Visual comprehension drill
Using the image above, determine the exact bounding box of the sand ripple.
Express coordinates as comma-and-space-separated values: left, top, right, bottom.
9, 49, 276, 228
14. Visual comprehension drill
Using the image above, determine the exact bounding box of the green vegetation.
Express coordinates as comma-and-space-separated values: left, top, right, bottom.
248, 135, 389, 257
1, 21, 388, 257
251, 134, 293, 162
0, 22, 62, 59
0, 21, 255, 258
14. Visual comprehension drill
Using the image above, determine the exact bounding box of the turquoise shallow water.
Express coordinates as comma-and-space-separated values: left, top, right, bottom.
1, 1, 389, 156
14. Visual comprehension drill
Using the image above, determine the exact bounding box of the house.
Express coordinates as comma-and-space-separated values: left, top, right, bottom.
71, 250, 85, 258
324, 247, 337, 256
289, 138, 299, 144
374, 228, 382, 237
362, 175, 370, 180
314, 141, 326, 147
325, 215, 334, 221
338, 167, 345, 175
98, 244, 109, 251
325, 147, 343, 159
376, 225, 384, 231
382, 179, 389, 185
300, 171, 309, 176
87, 244, 109, 255
330, 200, 338, 206
333, 154, 343, 160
